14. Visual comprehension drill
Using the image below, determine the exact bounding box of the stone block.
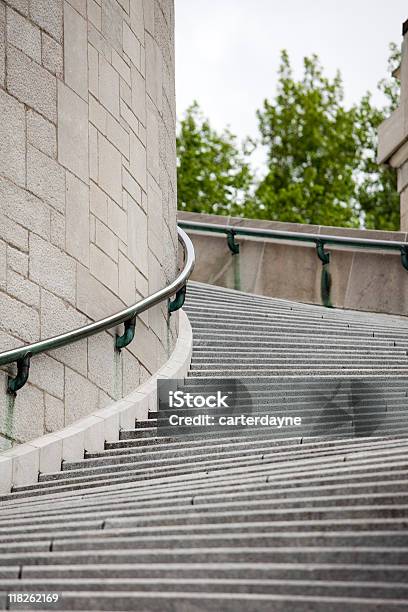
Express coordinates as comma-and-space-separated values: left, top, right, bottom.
93, 403, 119, 441
88, 42, 99, 97
122, 349, 140, 396
76, 263, 124, 323
27, 144, 65, 213
51, 337, 88, 378
7, 45, 56, 123
29, 353, 64, 399
44, 393, 64, 432
66, 171, 90, 266
90, 244, 118, 293
66, 0, 86, 17
29, 0, 62, 42
6, 6, 41, 62
0, 290, 39, 342
30, 233, 76, 304
0, 456, 12, 494
7, 268, 39, 307
55, 423, 84, 462
130, 132, 146, 191
107, 198, 127, 242
8, 245, 28, 276
0, 178, 50, 239
64, 2, 87, 99
146, 98, 160, 180
112, 49, 131, 85
83, 416, 105, 452
101, 0, 122, 53
88, 0, 102, 30
145, 33, 162, 112
99, 133, 122, 205
6, 0, 28, 15
0, 213, 28, 251
89, 94, 107, 133
130, 0, 144, 42
142, 0, 154, 35
0, 88, 25, 187
40, 288, 87, 338
123, 20, 140, 68
120, 99, 138, 135
6, 383, 44, 441
3, 443, 39, 487
128, 197, 148, 276
89, 126, 98, 186
0, 3, 5, 88
0, 239, 5, 290
99, 53, 120, 117
106, 112, 130, 158
120, 78, 132, 106
90, 181, 108, 222
64, 367, 99, 425
123, 168, 142, 204
130, 65, 146, 125
118, 251, 135, 304
58, 81, 89, 183
27, 109, 57, 159
50, 210, 65, 249
88, 331, 116, 396
42, 32, 63, 78
96, 219, 118, 261
30, 434, 62, 474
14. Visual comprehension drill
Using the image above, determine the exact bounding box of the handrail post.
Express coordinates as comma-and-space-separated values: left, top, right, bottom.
316, 240, 332, 308
401, 245, 408, 270
115, 316, 137, 351
168, 285, 186, 314
7, 354, 31, 395
226, 229, 241, 291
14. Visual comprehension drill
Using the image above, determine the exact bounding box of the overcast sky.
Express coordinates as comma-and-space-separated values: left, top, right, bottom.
175, 0, 407, 161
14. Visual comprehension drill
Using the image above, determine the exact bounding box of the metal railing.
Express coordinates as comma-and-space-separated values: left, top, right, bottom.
178, 219, 408, 307
0, 227, 195, 395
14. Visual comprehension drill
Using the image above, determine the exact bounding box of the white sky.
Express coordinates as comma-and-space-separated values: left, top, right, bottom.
175, 0, 407, 167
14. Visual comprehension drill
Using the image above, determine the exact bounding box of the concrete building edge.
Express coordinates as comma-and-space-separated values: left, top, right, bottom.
0, 310, 193, 493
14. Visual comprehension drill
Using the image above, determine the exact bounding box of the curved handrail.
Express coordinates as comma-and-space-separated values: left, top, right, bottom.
0, 227, 195, 393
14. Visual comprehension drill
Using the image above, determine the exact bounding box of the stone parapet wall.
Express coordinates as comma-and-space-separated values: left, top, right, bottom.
179, 211, 408, 317
0, 0, 177, 449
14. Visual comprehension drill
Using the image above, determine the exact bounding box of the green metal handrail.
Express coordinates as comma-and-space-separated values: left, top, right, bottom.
1, 227, 195, 395
178, 219, 408, 307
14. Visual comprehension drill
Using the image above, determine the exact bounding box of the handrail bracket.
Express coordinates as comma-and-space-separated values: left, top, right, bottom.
7, 354, 31, 396
227, 229, 240, 254
168, 285, 186, 314
115, 316, 137, 351
401, 245, 408, 270
316, 240, 330, 265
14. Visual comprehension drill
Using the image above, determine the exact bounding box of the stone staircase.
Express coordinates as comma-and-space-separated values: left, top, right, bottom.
1, 281, 408, 610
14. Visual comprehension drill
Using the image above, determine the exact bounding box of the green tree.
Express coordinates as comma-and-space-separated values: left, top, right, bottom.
254, 51, 362, 227
176, 102, 252, 215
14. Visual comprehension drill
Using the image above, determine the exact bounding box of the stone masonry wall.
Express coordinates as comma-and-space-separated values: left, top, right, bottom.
0, 0, 178, 449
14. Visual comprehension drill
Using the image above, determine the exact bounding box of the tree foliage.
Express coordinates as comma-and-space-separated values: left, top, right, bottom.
176, 102, 252, 215
254, 51, 361, 227
177, 45, 401, 230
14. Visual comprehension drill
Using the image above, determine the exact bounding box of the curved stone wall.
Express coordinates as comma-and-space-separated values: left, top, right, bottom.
0, 0, 177, 449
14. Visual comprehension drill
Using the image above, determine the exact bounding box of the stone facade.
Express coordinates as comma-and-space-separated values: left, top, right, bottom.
378, 19, 408, 229
0, 0, 178, 450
